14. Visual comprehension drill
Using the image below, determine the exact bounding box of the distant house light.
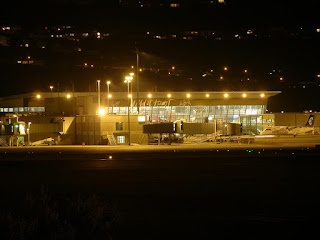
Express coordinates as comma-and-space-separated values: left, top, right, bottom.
170, 3, 180, 7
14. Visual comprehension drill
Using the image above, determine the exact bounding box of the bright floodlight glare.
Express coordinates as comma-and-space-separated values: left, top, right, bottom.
147, 93, 152, 98
36, 94, 41, 99
129, 72, 134, 76
49, 86, 53, 89
186, 93, 191, 98
224, 93, 229, 98
167, 93, 172, 98
108, 94, 112, 99
66, 94, 71, 99
242, 93, 247, 98
107, 81, 111, 85
125, 76, 133, 82
260, 93, 265, 98
205, 94, 210, 97
128, 94, 132, 98
99, 108, 106, 116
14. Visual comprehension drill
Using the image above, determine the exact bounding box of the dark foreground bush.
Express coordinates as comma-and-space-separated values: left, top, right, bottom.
0, 186, 117, 240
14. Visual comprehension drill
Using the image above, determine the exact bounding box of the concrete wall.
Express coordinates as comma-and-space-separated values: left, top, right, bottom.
74, 115, 147, 145
274, 113, 320, 127
183, 123, 216, 135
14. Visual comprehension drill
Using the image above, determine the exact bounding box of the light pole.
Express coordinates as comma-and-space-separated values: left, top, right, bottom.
135, 46, 140, 114
97, 80, 101, 114
107, 80, 111, 114
28, 122, 31, 145
129, 73, 134, 113
50, 86, 53, 98
124, 76, 133, 145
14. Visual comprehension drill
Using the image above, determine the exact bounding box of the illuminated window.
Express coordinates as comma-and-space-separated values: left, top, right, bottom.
117, 136, 125, 144
138, 116, 146, 122
116, 122, 123, 131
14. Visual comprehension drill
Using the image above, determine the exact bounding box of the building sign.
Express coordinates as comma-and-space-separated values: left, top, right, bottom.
111, 99, 192, 107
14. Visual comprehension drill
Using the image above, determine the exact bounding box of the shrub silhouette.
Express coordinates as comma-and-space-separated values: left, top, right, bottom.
0, 186, 117, 240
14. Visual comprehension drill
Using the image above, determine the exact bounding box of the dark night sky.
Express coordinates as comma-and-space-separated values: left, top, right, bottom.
1, 0, 320, 112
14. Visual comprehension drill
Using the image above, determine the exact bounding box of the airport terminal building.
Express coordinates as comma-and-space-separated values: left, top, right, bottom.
0, 91, 291, 145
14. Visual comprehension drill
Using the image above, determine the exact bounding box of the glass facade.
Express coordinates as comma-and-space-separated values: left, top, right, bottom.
0, 107, 45, 113
108, 105, 266, 135
240, 114, 275, 135
109, 105, 265, 123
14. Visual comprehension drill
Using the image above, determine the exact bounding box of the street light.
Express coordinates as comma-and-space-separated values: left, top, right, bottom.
107, 81, 111, 114
97, 80, 101, 114
36, 94, 41, 99
124, 76, 133, 145
124, 76, 133, 113
28, 122, 32, 145
49, 86, 53, 98
98, 108, 106, 116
